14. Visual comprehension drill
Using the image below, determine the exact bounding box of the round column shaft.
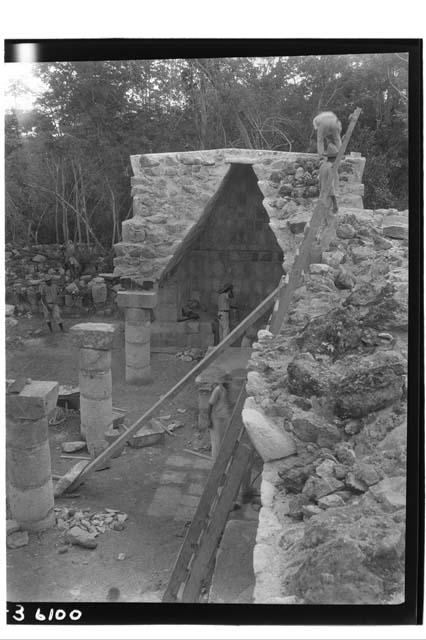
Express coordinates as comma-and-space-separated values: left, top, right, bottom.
70, 322, 116, 457
6, 380, 58, 531
117, 290, 157, 384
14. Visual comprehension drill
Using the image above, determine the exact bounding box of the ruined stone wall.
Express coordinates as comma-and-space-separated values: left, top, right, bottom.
115, 149, 365, 347
242, 208, 408, 604
114, 148, 366, 284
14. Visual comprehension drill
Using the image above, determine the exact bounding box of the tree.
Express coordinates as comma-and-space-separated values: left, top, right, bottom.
4, 54, 408, 247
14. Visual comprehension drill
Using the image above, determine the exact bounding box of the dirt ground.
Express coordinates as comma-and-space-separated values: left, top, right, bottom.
6, 314, 216, 603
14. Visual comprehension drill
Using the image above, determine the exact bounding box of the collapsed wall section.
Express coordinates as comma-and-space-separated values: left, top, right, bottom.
242, 207, 408, 604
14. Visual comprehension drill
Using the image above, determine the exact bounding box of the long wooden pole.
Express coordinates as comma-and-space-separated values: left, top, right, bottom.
269, 107, 362, 334
65, 281, 284, 492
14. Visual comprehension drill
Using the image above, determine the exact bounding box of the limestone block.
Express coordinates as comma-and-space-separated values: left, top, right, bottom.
70, 323, 117, 350
79, 369, 112, 400
309, 263, 334, 276
125, 344, 150, 368
322, 250, 345, 268
121, 218, 146, 242
117, 290, 157, 309
378, 424, 406, 451
351, 245, 376, 264
7, 441, 52, 489
79, 347, 111, 372
6, 381, 59, 422
7, 483, 54, 531
126, 363, 151, 384
382, 215, 408, 240
138, 154, 161, 168
288, 213, 310, 234
337, 193, 363, 208
242, 397, 296, 462
246, 371, 269, 396
128, 420, 165, 448
368, 476, 406, 511
125, 323, 150, 346
185, 321, 200, 334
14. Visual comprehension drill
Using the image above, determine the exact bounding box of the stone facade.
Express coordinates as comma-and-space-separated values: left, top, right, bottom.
114, 149, 365, 347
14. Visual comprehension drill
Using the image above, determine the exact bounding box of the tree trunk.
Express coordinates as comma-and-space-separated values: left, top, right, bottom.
71, 160, 82, 244
54, 165, 59, 243
61, 164, 68, 243
77, 161, 90, 246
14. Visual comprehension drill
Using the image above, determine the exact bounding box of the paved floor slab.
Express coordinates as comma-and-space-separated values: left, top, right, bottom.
209, 519, 258, 604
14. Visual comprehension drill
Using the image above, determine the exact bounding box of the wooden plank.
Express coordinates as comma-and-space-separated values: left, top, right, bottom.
183, 448, 212, 461
181, 432, 253, 602
162, 385, 246, 603
65, 281, 284, 492
269, 107, 361, 335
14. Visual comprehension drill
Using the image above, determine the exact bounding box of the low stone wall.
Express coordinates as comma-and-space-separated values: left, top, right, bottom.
243, 207, 408, 604
5, 243, 119, 318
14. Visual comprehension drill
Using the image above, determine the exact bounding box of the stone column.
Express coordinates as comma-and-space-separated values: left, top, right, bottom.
6, 380, 58, 531
117, 291, 157, 384
70, 323, 116, 457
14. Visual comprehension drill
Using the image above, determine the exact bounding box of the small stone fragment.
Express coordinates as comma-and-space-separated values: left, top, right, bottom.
335, 443, 356, 466
288, 494, 311, 520
117, 553, 126, 561
302, 505, 323, 519
65, 526, 98, 549
57, 545, 69, 554
317, 493, 345, 509
336, 222, 356, 239
345, 472, 368, 493
61, 441, 87, 453
6, 519, 20, 535
7, 530, 29, 549
116, 514, 128, 524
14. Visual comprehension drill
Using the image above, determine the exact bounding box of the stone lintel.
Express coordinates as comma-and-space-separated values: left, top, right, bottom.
117, 290, 158, 309
7, 381, 59, 420
225, 157, 256, 165
70, 322, 117, 350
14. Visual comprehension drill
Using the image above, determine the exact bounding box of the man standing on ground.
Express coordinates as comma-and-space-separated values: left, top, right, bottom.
207, 373, 232, 460
64, 240, 81, 280
217, 282, 235, 342
39, 276, 64, 333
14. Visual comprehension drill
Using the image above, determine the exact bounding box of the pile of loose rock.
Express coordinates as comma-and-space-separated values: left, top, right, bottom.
244, 207, 408, 605
175, 347, 205, 362
54, 506, 128, 551
5, 242, 120, 317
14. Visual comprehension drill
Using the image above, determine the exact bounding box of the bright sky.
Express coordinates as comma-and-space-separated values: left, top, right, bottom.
4, 62, 45, 111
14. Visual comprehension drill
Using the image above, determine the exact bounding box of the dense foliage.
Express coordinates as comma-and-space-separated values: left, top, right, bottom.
5, 54, 408, 247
